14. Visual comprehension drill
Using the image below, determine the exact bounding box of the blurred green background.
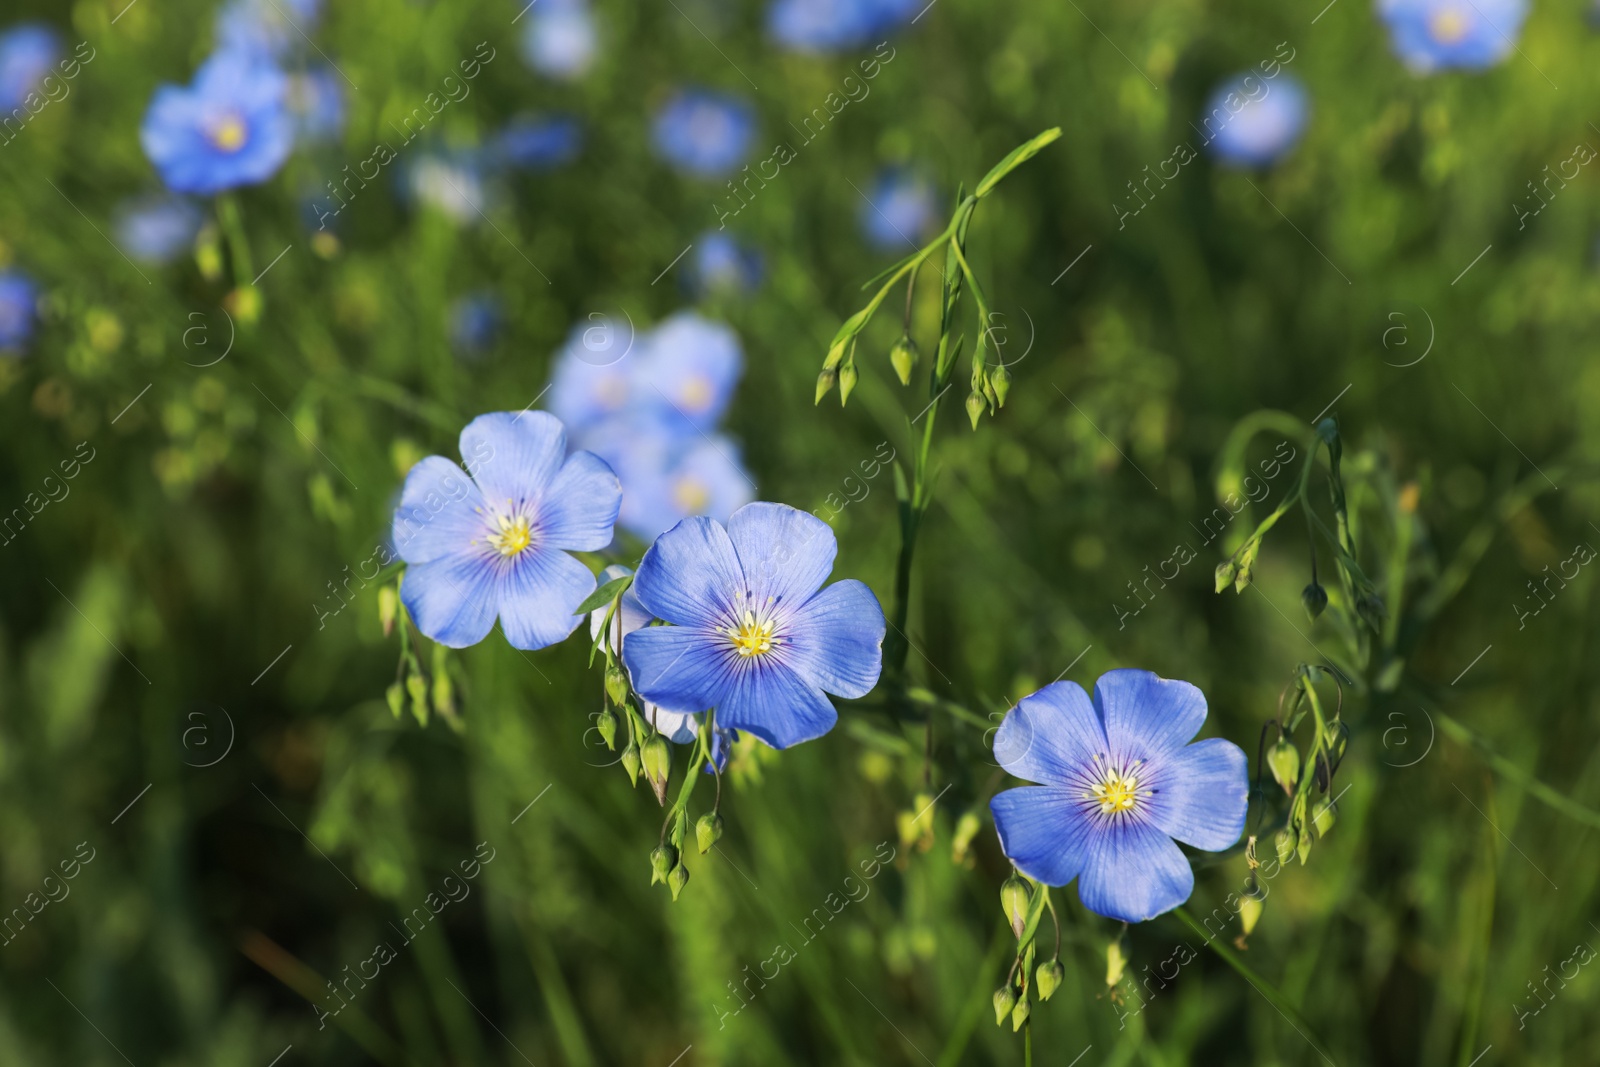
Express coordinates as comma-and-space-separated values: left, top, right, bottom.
3, 0, 1600, 1064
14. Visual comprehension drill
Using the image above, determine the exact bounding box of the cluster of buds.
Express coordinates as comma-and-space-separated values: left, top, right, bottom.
1265, 666, 1346, 869
992, 871, 1063, 1033
380, 581, 461, 730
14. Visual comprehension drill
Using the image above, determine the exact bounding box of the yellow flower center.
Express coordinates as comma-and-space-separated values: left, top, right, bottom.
1085, 756, 1149, 816
209, 114, 249, 153
725, 606, 778, 657
673, 477, 711, 514
680, 375, 713, 412
487, 513, 533, 557
1429, 8, 1470, 44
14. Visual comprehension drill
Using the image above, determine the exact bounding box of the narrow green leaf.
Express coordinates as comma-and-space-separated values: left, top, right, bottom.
974, 128, 1062, 199
574, 573, 632, 617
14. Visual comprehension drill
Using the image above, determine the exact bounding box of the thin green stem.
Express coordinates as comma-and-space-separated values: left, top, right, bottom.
216, 193, 256, 286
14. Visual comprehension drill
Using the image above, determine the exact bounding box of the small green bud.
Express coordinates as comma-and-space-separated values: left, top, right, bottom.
889, 334, 919, 385
695, 812, 724, 854
195, 224, 224, 282
1010, 996, 1031, 1032
992, 985, 1016, 1026
225, 285, 263, 327
1266, 740, 1301, 795
1035, 960, 1064, 1002
604, 664, 629, 706
385, 682, 404, 719
1000, 874, 1031, 939
1274, 828, 1295, 866
378, 585, 398, 637
406, 672, 429, 727
965, 390, 984, 430
1296, 823, 1313, 865
814, 367, 836, 405
1301, 582, 1328, 621
823, 337, 849, 371
1356, 592, 1387, 632
951, 810, 982, 866
621, 741, 641, 786
430, 644, 454, 718
668, 807, 688, 850
668, 862, 690, 900
1214, 560, 1238, 593
1238, 894, 1265, 939
838, 359, 859, 405
1311, 797, 1337, 838
1105, 938, 1128, 988
596, 706, 618, 750
650, 845, 676, 885
992, 363, 1011, 408
642, 734, 672, 805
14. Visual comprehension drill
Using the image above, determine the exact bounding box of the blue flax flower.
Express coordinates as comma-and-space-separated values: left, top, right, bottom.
623, 503, 885, 749
519, 0, 598, 81
448, 293, 502, 358
603, 433, 756, 542
492, 114, 583, 171
590, 564, 736, 771
392, 412, 621, 650
288, 67, 345, 143
1200, 74, 1309, 168
216, 0, 323, 58
768, 0, 919, 53
1378, 0, 1528, 73
140, 50, 295, 195
652, 89, 756, 178
636, 310, 743, 433
990, 670, 1248, 923
860, 169, 936, 252
0, 271, 38, 353
0, 23, 60, 111
687, 231, 763, 297
115, 195, 203, 265
548, 314, 641, 435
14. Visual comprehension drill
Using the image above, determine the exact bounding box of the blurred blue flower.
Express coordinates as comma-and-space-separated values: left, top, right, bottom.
548, 314, 643, 435
1378, 0, 1528, 73
492, 114, 583, 171
392, 411, 621, 650
140, 50, 295, 195
405, 151, 490, 221
0, 270, 38, 353
606, 433, 756, 542
687, 231, 762, 297
1199, 74, 1309, 168
216, 0, 323, 58
989, 670, 1248, 923
114, 195, 203, 264
288, 67, 345, 143
519, 0, 599, 80
859, 169, 936, 251
449, 293, 502, 358
636, 310, 743, 433
0, 23, 60, 111
652, 89, 756, 178
768, 0, 919, 53
622, 502, 885, 749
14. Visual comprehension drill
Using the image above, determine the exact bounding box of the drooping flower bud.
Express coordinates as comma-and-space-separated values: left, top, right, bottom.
604, 664, 629, 706
1301, 582, 1328, 621
378, 585, 398, 637
838, 357, 859, 406
406, 672, 429, 726
991, 363, 1011, 408
650, 845, 676, 885
621, 740, 641, 786
889, 334, 919, 386
1000, 874, 1031, 939
965, 390, 985, 430
1035, 960, 1064, 1001
1010, 996, 1031, 1032
951, 810, 982, 866
385, 682, 404, 719
596, 706, 618, 750
695, 812, 724, 854
814, 367, 836, 405
225, 285, 263, 327
992, 985, 1016, 1026
641, 734, 671, 804
1238, 894, 1264, 939
1311, 797, 1337, 838
1266, 740, 1301, 795
668, 862, 690, 900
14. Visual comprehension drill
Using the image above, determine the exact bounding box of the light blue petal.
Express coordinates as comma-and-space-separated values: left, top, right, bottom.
622, 624, 729, 714
496, 548, 594, 651
785, 578, 884, 699
1145, 738, 1249, 851
539, 450, 620, 551
993, 682, 1108, 785
460, 411, 566, 509
400, 553, 499, 649
641, 705, 701, 745
632, 516, 742, 628
990, 786, 1092, 886
1093, 669, 1207, 757
715, 659, 836, 749
1076, 817, 1195, 923
391, 456, 487, 564
726, 501, 835, 606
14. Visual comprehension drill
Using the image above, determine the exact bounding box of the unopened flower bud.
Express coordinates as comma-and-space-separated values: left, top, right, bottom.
992, 985, 1016, 1026
1238, 894, 1265, 939
1000, 873, 1031, 939
889, 334, 919, 386
406, 672, 429, 726
1010, 996, 1031, 1031
596, 706, 618, 750
951, 810, 982, 866
1274, 827, 1295, 866
1301, 582, 1328, 621
965, 390, 984, 430
1266, 740, 1300, 796
642, 734, 672, 805
1036, 960, 1064, 1001
814, 367, 836, 405
1311, 797, 1337, 838
225, 285, 263, 327
696, 812, 724, 854
650, 845, 676, 885
195, 225, 223, 282
604, 664, 629, 706
991, 363, 1011, 408
668, 862, 690, 900
621, 741, 641, 786
838, 359, 858, 405
385, 682, 404, 719
1214, 560, 1238, 593
378, 585, 398, 637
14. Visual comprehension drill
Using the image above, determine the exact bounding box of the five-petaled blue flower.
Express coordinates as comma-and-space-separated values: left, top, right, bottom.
1378, 0, 1528, 73
622, 503, 885, 749
990, 670, 1248, 924
392, 411, 621, 651
140, 50, 295, 195
652, 89, 756, 178
1200, 74, 1309, 168
0, 23, 60, 112
519, 0, 599, 81
860, 168, 937, 252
